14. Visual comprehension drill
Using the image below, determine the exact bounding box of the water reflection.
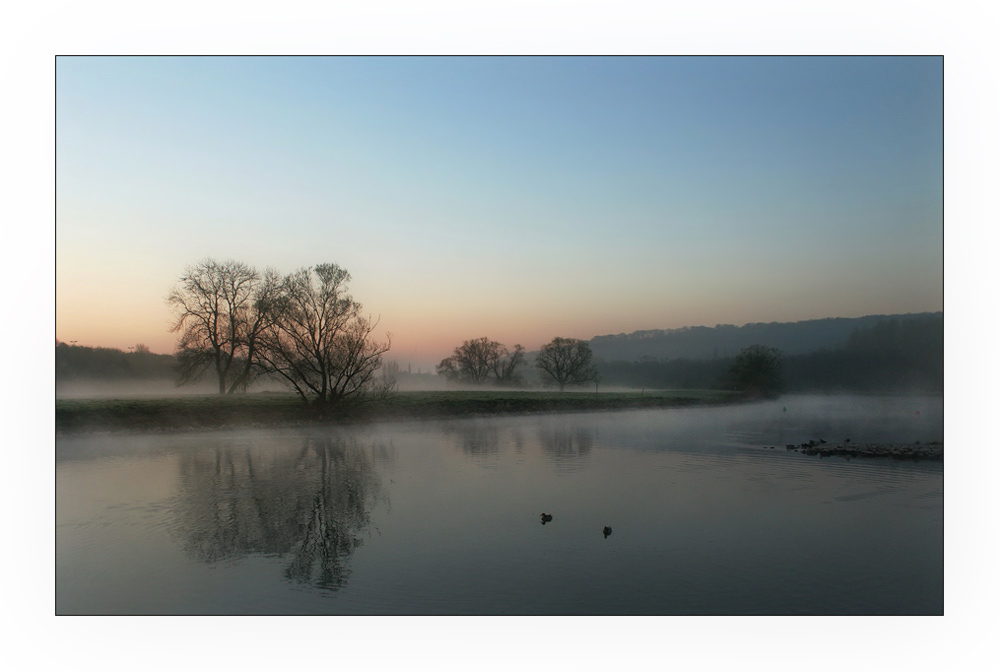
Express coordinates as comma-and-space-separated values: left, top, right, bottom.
447, 423, 500, 458
537, 419, 594, 470
171, 435, 387, 592
443, 422, 528, 469
56, 396, 943, 615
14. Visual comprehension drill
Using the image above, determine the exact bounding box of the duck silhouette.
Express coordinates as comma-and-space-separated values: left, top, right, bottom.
540, 513, 553, 525
603, 526, 612, 538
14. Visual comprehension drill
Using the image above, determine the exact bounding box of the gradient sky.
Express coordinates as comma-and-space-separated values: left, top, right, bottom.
56, 56, 943, 369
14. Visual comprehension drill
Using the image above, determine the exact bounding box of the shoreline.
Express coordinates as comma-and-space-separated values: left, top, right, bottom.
55, 389, 742, 436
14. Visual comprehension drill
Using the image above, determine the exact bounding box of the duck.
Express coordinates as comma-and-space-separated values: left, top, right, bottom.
540, 513, 553, 524
603, 526, 613, 538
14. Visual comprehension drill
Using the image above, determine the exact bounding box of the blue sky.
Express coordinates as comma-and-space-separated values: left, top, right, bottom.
56, 56, 943, 368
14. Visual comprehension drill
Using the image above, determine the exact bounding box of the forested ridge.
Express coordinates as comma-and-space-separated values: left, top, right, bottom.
593, 313, 943, 393
590, 312, 942, 361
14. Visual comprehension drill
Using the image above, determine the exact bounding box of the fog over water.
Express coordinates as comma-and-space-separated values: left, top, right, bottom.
57, 394, 942, 615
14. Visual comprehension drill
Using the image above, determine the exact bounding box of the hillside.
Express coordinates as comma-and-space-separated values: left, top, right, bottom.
590, 313, 943, 394
589, 313, 942, 361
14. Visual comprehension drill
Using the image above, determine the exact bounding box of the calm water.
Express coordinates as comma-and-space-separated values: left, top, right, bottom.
56, 394, 943, 615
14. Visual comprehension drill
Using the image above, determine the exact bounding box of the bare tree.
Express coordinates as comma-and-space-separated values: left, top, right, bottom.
437, 337, 525, 385
436, 337, 495, 384
435, 356, 462, 381
727, 344, 783, 398
491, 343, 526, 386
258, 264, 392, 406
168, 259, 281, 394
231, 268, 284, 392
535, 337, 599, 391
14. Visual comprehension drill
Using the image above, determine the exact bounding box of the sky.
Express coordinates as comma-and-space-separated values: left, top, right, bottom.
56, 55, 943, 369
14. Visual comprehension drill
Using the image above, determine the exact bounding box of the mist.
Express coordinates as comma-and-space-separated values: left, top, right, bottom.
56, 311, 943, 400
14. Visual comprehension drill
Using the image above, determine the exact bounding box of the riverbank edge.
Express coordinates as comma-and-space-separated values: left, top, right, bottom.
763, 440, 943, 461
55, 390, 745, 436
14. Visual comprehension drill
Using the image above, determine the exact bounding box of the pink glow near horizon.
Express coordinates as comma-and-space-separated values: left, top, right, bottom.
55, 57, 943, 370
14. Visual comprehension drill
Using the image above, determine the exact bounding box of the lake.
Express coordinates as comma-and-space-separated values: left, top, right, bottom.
56, 394, 943, 615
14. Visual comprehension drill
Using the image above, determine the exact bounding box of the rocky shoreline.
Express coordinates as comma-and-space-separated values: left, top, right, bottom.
763, 439, 943, 461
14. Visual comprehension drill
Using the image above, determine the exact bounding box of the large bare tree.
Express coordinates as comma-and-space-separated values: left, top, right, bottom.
258, 264, 392, 406
535, 337, 599, 391
168, 258, 281, 394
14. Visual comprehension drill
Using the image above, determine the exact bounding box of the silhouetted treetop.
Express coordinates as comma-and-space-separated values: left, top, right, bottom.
535, 337, 598, 391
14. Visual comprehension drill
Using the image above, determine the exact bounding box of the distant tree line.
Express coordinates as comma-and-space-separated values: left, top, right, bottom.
593, 315, 942, 394
59, 288, 941, 398
781, 316, 943, 392
167, 258, 392, 407
437, 336, 599, 391
56, 341, 176, 381
588, 312, 943, 361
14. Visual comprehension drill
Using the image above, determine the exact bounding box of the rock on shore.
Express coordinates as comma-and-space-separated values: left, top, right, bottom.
766, 440, 943, 461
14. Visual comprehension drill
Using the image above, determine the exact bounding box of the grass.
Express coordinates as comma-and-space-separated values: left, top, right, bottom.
55, 388, 741, 434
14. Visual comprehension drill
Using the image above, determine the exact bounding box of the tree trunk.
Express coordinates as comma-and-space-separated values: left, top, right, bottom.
215, 352, 226, 394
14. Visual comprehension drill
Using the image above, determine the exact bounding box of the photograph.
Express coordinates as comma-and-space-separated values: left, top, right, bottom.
55, 55, 943, 617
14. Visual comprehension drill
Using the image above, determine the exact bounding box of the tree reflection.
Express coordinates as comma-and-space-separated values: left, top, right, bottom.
172, 435, 387, 592
442, 423, 503, 468
537, 422, 594, 466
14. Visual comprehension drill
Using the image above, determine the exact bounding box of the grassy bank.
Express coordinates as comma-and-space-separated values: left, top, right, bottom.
55, 389, 740, 434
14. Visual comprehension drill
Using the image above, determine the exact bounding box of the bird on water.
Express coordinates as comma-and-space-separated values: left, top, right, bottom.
603, 526, 612, 538
540, 513, 553, 524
